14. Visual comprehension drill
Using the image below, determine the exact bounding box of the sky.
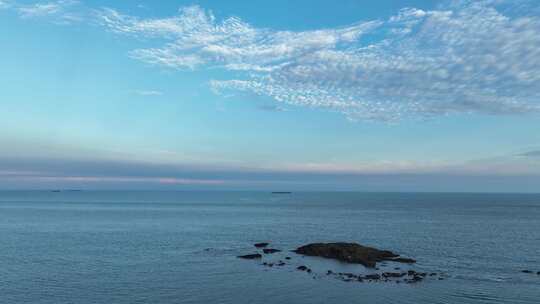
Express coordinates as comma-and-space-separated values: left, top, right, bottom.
1, 0, 540, 192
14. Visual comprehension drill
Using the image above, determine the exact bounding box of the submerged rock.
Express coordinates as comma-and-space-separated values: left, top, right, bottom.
364, 274, 381, 280
254, 243, 269, 248
382, 272, 406, 278
293, 242, 415, 268
297, 265, 311, 272
237, 253, 262, 259
263, 248, 281, 254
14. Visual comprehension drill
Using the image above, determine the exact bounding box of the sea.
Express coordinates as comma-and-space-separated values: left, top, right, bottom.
1, 191, 539, 304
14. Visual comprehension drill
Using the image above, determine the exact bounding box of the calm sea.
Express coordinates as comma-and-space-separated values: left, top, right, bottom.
1, 191, 539, 304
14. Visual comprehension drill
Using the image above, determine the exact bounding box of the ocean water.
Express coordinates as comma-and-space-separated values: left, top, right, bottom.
0, 191, 539, 304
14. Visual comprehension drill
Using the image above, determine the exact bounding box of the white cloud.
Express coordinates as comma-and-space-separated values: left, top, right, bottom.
97, 5, 381, 71
61, 2, 540, 121
134, 90, 163, 96
0, 0, 12, 9
258, 104, 287, 112
17, 0, 82, 23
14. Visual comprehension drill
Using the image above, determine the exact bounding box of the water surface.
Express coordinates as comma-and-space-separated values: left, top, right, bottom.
1, 191, 539, 303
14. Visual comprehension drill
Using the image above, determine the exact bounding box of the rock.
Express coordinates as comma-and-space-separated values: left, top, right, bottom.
254, 243, 269, 248
382, 272, 406, 278
343, 273, 356, 279
263, 248, 281, 254
238, 253, 262, 259
293, 242, 415, 268
285, 257, 291, 260
297, 265, 309, 271
364, 274, 381, 280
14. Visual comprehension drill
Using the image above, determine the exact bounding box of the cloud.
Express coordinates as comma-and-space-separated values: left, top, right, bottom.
95, 1, 540, 121
134, 90, 163, 96
0, 0, 12, 9
1, 156, 539, 191
96, 5, 380, 71
258, 104, 287, 112
519, 150, 540, 158
17, 0, 82, 23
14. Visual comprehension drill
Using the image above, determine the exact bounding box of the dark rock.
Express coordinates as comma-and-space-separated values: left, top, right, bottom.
263, 248, 281, 254
254, 243, 269, 248
382, 272, 406, 278
285, 257, 291, 260
238, 253, 262, 259
293, 242, 415, 268
297, 265, 309, 271
364, 274, 381, 280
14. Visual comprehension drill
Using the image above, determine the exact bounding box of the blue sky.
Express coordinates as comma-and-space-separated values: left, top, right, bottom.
1, 0, 540, 191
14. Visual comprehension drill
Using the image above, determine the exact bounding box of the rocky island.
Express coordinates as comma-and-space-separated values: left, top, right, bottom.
236, 241, 438, 284
294, 242, 416, 268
